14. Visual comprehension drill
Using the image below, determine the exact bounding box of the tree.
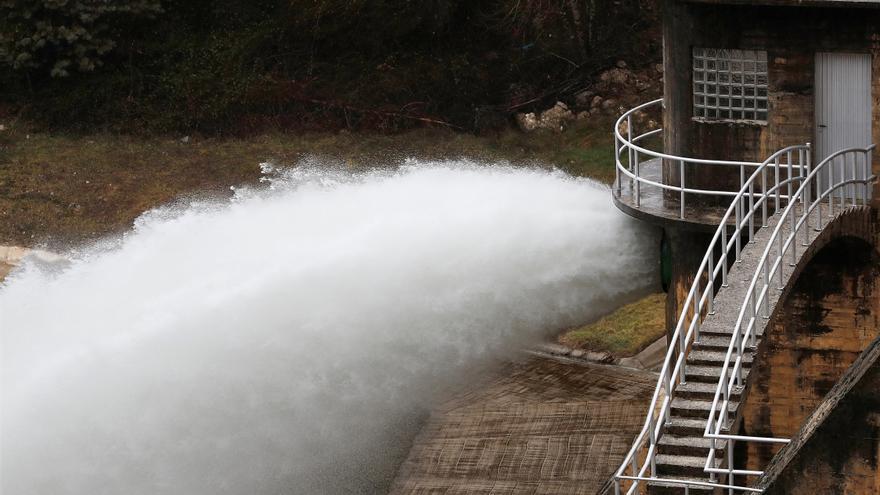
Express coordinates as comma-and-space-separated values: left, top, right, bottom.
0, 0, 162, 77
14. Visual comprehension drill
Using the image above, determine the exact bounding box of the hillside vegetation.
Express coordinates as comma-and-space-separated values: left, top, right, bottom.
1, 0, 660, 134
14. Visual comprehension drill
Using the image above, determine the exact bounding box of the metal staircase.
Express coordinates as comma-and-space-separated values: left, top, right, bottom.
610, 100, 875, 494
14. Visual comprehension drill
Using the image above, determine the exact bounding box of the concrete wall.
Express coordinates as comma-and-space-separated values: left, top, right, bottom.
663, 229, 713, 340
662, 0, 880, 200
758, 334, 880, 494
736, 217, 880, 474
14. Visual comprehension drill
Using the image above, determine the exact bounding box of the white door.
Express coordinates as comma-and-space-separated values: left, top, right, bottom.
815, 52, 872, 198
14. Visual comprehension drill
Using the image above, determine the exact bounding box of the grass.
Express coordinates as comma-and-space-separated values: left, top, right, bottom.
558, 293, 667, 357
0, 117, 616, 248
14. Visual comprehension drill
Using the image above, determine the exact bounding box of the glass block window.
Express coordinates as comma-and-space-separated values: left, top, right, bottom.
693, 48, 769, 122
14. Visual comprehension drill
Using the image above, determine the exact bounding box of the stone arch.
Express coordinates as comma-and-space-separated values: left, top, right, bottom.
735, 207, 880, 474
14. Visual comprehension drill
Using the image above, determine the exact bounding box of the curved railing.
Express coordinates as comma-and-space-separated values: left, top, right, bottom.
612, 142, 812, 495
614, 99, 778, 219
703, 144, 876, 490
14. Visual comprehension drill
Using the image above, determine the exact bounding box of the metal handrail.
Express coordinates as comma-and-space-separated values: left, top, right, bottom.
613, 99, 806, 219
612, 140, 811, 495
703, 144, 875, 493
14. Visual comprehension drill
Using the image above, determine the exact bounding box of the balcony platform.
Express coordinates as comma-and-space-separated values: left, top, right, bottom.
613, 158, 733, 232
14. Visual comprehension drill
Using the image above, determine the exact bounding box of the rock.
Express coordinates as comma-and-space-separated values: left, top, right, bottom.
654, 63, 664, 74
180, 136, 190, 143
590, 95, 603, 110
538, 101, 574, 131
0, 246, 29, 264
570, 349, 585, 358
586, 351, 615, 364
616, 60, 628, 69
576, 111, 590, 121
574, 89, 594, 107
515, 112, 540, 132
601, 98, 618, 111
599, 68, 630, 85
0, 245, 66, 265
633, 110, 648, 124
518, 102, 575, 133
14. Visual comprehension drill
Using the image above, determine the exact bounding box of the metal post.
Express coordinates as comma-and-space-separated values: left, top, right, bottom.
787, 150, 793, 205
763, 260, 770, 318
798, 147, 806, 204
826, 158, 837, 218
778, 227, 785, 290
728, 439, 735, 495
721, 227, 729, 287
790, 206, 797, 267
648, 414, 657, 476
735, 200, 742, 262
802, 179, 809, 247
627, 116, 633, 172
614, 135, 620, 193
679, 318, 687, 384
816, 165, 823, 231
680, 160, 686, 219
748, 181, 755, 243
849, 152, 856, 206
775, 156, 781, 212
761, 167, 768, 227
635, 153, 641, 208
708, 251, 715, 315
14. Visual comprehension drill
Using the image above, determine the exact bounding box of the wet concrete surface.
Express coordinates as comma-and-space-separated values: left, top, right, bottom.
389, 354, 656, 495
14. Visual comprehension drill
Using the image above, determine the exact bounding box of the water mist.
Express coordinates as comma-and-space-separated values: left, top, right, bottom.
0, 160, 657, 494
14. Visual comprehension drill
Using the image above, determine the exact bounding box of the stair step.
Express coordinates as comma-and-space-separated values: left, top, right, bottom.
698, 325, 764, 344
657, 434, 728, 456
676, 381, 744, 401
647, 476, 716, 494
691, 335, 733, 351
688, 349, 754, 367
655, 454, 719, 477
665, 416, 732, 436
670, 398, 737, 418
684, 365, 725, 383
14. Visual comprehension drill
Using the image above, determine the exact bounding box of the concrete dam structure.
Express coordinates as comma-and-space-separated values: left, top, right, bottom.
610, 0, 880, 492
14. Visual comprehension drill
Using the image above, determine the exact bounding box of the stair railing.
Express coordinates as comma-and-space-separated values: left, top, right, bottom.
612, 143, 811, 495
704, 144, 875, 494
614, 99, 763, 219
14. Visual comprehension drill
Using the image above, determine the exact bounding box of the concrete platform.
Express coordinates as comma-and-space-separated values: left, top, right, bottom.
613, 158, 734, 232
389, 355, 657, 495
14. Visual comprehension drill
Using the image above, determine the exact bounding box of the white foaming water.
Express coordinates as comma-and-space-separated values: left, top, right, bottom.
1, 160, 657, 495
